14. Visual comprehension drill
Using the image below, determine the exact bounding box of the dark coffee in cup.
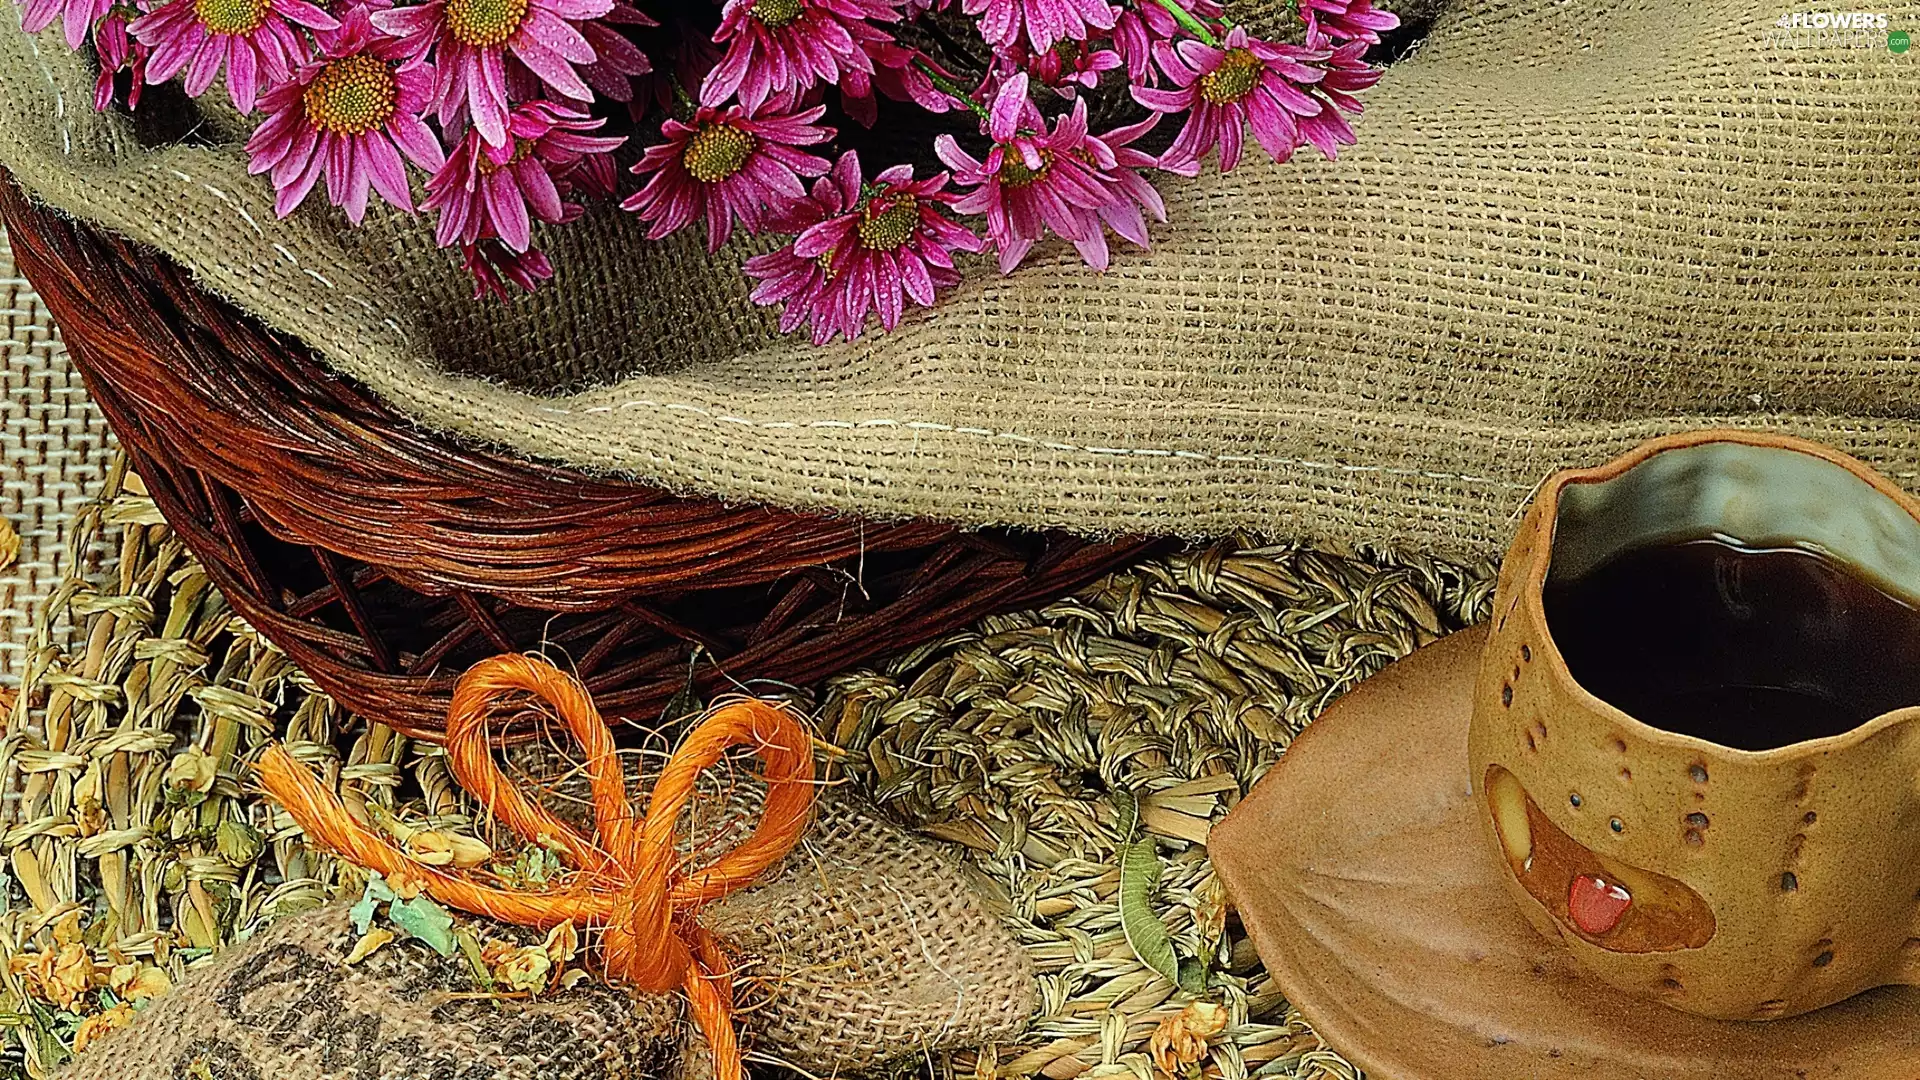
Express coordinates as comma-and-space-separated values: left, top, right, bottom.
1543, 536, 1920, 752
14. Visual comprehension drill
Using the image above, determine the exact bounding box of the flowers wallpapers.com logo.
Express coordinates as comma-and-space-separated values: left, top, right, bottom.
1773, 9, 1890, 27
1766, 10, 1910, 47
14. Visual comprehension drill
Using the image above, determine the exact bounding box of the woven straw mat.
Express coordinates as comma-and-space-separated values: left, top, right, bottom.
0, 428, 1501, 1080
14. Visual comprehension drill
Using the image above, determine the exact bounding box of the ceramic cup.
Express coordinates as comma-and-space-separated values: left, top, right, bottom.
1468, 430, 1920, 1021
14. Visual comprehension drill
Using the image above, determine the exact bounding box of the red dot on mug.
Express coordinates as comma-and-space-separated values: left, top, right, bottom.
1569, 873, 1633, 936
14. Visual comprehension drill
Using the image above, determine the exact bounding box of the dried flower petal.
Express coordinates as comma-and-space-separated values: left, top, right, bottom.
1148, 1001, 1228, 1077
108, 962, 174, 1001
165, 748, 219, 795
71, 1002, 137, 1053
345, 927, 397, 964
491, 944, 552, 993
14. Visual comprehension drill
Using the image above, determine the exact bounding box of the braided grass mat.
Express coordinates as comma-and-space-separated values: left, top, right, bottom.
0, 457, 1495, 1080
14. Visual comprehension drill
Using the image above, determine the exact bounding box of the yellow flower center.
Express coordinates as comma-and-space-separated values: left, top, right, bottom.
750, 0, 804, 27
998, 149, 1051, 189
302, 54, 399, 135
445, 0, 530, 48
1198, 48, 1262, 104
193, 0, 270, 35
681, 123, 756, 184
857, 195, 918, 251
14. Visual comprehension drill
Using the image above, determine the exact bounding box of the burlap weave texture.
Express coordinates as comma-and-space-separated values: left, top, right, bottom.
0, 228, 112, 684
52, 790, 1036, 1079
0, 0, 1915, 558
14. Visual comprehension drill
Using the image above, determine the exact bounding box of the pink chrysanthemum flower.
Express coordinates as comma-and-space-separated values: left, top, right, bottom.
464, 239, 553, 298
425, 100, 623, 251
91, 8, 150, 112
622, 101, 832, 252
935, 74, 1125, 273
1300, 0, 1396, 46
1294, 39, 1378, 157
566, 146, 619, 196
130, 0, 336, 112
579, 0, 652, 101
1108, 0, 1218, 82
963, 0, 1113, 54
370, 0, 613, 148
1082, 113, 1168, 262
311, 0, 392, 48
846, 41, 952, 124
21, 0, 112, 50
1002, 38, 1119, 93
701, 0, 900, 109
244, 8, 445, 222
745, 151, 982, 344
1132, 26, 1331, 171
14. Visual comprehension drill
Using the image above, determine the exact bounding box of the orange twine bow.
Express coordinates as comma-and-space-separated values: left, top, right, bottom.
254, 654, 816, 1080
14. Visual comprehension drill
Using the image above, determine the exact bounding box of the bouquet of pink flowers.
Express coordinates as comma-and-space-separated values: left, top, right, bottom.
17, 0, 1396, 342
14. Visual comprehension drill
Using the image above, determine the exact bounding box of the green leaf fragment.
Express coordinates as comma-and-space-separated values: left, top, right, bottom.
1119, 838, 1182, 987
350, 875, 397, 935
390, 894, 457, 957
1177, 957, 1209, 995
1113, 788, 1141, 844
455, 927, 494, 991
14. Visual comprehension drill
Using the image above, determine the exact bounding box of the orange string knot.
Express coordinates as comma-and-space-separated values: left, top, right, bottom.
254, 654, 818, 1080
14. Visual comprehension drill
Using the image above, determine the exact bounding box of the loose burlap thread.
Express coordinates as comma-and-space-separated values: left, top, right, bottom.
0, 0, 1916, 558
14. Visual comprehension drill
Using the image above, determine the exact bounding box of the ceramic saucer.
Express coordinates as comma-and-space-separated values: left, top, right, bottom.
1210, 626, 1920, 1080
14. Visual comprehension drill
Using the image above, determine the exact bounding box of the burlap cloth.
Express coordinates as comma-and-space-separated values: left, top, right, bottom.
1, 0, 1916, 558
0, 229, 111, 685
51, 788, 1036, 1080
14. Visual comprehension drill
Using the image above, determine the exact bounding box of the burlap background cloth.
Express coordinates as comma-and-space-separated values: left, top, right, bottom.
0, 228, 110, 684
1, 0, 1916, 558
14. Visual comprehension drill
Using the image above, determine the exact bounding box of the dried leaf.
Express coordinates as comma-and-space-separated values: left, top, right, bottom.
556, 968, 592, 991
343, 928, 395, 965
389, 895, 456, 957
454, 928, 494, 991
0, 518, 19, 572
214, 820, 264, 866
542, 922, 578, 968
446, 834, 493, 869
50, 912, 84, 948
403, 831, 456, 866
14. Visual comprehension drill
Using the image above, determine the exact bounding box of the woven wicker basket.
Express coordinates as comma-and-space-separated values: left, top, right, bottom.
0, 172, 1160, 741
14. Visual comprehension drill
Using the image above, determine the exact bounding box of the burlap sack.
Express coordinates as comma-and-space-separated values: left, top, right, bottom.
53, 792, 1035, 1079
1, 0, 1916, 559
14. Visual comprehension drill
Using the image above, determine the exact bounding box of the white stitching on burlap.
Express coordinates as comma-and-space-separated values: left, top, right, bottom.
20, 29, 72, 156
552, 397, 1533, 489
198, 182, 266, 237
157, 168, 410, 341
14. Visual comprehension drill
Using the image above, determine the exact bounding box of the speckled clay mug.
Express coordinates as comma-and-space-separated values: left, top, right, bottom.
1469, 430, 1920, 1021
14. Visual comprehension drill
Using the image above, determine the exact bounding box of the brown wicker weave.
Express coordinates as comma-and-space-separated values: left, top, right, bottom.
0, 173, 1162, 741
